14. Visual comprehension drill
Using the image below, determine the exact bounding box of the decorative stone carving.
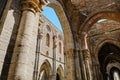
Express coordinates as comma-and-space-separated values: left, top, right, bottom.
53, 35, 57, 48
21, 0, 42, 13
82, 49, 90, 60
38, 27, 43, 39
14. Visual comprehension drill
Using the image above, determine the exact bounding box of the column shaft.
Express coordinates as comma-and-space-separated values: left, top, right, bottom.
8, 0, 41, 80
14, 11, 35, 80
74, 49, 82, 80
52, 36, 57, 80
81, 33, 93, 80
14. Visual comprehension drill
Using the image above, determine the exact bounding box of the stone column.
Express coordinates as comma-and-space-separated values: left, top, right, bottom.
52, 35, 57, 80
65, 49, 74, 80
74, 49, 82, 80
9, 0, 42, 80
81, 32, 93, 80
33, 28, 43, 80
93, 62, 103, 80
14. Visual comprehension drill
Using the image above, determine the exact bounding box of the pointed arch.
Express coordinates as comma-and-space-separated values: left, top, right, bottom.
56, 65, 64, 80
46, 0, 74, 50
42, 1, 74, 80
97, 42, 120, 79
38, 60, 52, 80
79, 11, 120, 35
94, 39, 120, 61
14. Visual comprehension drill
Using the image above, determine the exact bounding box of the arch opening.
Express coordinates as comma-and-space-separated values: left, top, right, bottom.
56, 65, 64, 80
110, 67, 120, 80
80, 12, 120, 34
98, 43, 120, 80
40, 1, 74, 80
56, 73, 60, 80
41, 1, 74, 51
38, 60, 52, 80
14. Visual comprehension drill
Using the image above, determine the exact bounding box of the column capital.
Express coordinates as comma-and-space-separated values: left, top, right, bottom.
21, 0, 42, 13
82, 49, 90, 60
53, 35, 57, 48
39, 32, 43, 39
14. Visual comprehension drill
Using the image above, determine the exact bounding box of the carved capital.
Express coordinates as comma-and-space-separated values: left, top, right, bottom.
39, 32, 43, 39
53, 35, 57, 48
82, 49, 90, 60
21, 0, 42, 13
38, 27, 43, 39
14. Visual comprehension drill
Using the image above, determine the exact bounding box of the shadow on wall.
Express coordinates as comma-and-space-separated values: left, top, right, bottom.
1, 0, 21, 79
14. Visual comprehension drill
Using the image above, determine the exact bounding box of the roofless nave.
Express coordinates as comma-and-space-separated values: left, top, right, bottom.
0, 0, 120, 80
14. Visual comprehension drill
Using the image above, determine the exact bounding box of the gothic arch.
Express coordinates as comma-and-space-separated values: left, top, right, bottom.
109, 67, 120, 80
107, 62, 120, 75
45, 0, 74, 51
38, 60, 52, 80
94, 39, 120, 61
43, 1, 75, 80
56, 65, 64, 80
79, 11, 120, 35
97, 42, 120, 80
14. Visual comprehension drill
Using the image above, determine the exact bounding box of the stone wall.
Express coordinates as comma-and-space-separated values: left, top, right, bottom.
38, 14, 65, 79
0, 0, 21, 79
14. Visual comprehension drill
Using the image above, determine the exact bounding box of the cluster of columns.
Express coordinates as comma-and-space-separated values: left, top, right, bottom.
33, 27, 43, 80
52, 35, 57, 80
80, 32, 93, 80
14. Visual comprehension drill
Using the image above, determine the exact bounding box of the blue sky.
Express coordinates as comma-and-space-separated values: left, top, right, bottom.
97, 19, 107, 23
42, 6, 106, 32
42, 6, 63, 32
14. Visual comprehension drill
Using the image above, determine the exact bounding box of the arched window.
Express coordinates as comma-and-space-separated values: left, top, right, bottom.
46, 33, 50, 47
39, 60, 52, 80
59, 42, 62, 54
46, 25, 51, 32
